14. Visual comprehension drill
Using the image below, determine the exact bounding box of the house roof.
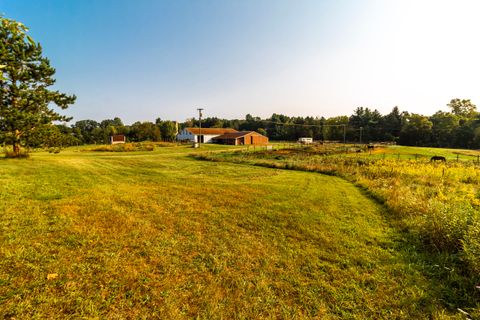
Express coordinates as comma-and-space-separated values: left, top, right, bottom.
185, 127, 238, 135
212, 131, 263, 140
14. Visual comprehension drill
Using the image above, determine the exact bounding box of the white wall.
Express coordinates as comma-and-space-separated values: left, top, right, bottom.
202, 135, 218, 143
176, 129, 220, 143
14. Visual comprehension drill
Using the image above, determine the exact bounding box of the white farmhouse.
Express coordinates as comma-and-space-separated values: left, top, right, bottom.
176, 127, 238, 143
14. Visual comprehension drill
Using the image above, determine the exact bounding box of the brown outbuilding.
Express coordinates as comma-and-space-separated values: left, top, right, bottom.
211, 131, 268, 145
110, 134, 126, 144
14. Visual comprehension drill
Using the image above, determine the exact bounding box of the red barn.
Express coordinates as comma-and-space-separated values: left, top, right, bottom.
211, 131, 268, 145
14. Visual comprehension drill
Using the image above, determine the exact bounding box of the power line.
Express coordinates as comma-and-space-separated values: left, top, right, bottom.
194, 118, 463, 133
261, 120, 347, 128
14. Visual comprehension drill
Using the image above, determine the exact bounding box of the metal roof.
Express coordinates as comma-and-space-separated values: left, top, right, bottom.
212, 131, 263, 140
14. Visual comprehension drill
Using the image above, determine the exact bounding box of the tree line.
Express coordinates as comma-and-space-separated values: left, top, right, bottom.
35, 97, 477, 149
35, 118, 179, 148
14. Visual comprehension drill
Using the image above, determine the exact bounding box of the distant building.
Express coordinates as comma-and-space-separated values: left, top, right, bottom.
212, 131, 269, 145
298, 137, 313, 144
176, 127, 238, 143
110, 134, 126, 144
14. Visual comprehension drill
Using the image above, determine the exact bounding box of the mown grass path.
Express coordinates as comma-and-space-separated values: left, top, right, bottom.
0, 146, 455, 318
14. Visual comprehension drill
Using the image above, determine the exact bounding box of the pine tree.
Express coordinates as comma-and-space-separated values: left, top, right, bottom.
0, 16, 76, 156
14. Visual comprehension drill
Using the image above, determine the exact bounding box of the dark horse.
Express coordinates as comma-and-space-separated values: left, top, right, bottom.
430, 155, 446, 162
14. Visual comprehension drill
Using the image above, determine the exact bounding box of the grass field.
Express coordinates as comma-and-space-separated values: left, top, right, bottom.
198, 144, 480, 318
0, 144, 475, 318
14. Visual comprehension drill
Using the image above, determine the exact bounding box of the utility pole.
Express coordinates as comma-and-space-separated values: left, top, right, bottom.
197, 108, 204, 146
359, 127, 363, 145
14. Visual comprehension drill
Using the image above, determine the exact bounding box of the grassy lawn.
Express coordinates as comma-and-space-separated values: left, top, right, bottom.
0, 145, 462, 318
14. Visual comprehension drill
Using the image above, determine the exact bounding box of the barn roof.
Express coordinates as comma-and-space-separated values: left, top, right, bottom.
212, 131, 263, 140
185, 127, 238, 135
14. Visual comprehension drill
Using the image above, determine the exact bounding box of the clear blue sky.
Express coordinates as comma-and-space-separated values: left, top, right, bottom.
2, 0, 480, 124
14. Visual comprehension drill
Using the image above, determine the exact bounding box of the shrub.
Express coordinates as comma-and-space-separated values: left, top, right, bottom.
155, 142, 177, 148
89, 145, 112, 152
88, 143, 155, 152
4, 151, 30, 158
422, 202, 475, 251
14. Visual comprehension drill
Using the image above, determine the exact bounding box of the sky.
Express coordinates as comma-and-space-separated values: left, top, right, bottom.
1, 0, 480, 124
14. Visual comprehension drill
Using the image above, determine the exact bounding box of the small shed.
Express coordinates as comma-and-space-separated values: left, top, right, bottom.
110, 134, 126, 144
212, 131, 268, 145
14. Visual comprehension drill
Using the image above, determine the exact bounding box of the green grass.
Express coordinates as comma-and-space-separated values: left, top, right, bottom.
0, 145, 469, 318
196, 145, 480, 317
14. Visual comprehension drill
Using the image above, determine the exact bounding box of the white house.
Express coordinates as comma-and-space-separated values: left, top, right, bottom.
176, 127, 238, 143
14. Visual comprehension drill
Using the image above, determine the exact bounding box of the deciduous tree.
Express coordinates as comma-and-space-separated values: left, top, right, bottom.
448, 98, 477, 118
399, 114, 433, 146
